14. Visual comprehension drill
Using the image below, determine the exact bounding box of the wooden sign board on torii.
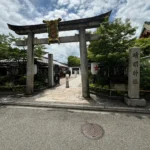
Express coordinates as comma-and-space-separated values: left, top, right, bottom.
7, 11, 111, 97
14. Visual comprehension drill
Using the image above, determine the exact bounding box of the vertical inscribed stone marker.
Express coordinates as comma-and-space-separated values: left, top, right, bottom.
128, 47, 140, 98
124, 47, 146, 106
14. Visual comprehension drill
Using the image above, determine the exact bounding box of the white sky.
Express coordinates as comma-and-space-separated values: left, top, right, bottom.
0, 0, 150, 63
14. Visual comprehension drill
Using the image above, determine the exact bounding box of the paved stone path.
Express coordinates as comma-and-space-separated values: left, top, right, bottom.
31, 75, 92, 104
0, 75, 96, 105
58, 75, 81, 88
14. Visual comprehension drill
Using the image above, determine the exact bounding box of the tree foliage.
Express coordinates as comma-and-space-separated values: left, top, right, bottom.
34, 44, 47, 59
88, 18, 136, 66
0, 33, 20, 60
134, 38, 150, 57
68, 56, 80, 67
0, 33, 47, 61
140, 60, 150, 90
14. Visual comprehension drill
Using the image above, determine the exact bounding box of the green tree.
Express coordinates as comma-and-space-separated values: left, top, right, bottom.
134, 38, 150, 90
68, 56, 80, 67
0, 44, 9, 60
88, 18, 136, 66
140, 59, 150, 90
0, 34, 11, 46
134, 38, 150, 57
34, 44, 47, 59
0, 33, 47, 60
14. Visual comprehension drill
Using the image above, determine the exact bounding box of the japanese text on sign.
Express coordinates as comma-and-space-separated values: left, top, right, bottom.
132, 51, 139, 85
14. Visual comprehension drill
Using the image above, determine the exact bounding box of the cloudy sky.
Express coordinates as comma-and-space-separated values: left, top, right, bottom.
0, 0, 150, 63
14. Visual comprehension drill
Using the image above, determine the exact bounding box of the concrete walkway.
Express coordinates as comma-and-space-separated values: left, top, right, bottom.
58, 75, 81, 88
0, 75, 94, 105
33, 75, 91, 104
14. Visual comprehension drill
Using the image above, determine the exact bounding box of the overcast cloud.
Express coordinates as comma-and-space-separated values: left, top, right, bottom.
0, 0, 149, 63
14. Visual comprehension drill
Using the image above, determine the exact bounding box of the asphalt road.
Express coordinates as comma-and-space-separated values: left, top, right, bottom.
0, 106, 150, 150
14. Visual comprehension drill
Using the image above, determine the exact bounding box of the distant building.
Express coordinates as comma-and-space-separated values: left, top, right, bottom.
0, 57, 68, 78
69, 66, 81, 75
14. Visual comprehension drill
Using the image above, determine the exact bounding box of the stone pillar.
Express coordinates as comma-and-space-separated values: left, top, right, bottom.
79, 67, 81, 75
26, 32, 34, 94
69, 67, 73, 76
74, 70, 77, 78
124, 47, 146, 106
66, 74, 69, 88
48, 54, 54, 87
79, 28, 89, 98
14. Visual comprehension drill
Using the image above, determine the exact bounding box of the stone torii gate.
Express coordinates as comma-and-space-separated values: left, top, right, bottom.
7, 11, 111, 98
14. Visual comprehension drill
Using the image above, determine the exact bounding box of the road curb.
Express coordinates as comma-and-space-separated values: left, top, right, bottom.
0, 101, 150, 114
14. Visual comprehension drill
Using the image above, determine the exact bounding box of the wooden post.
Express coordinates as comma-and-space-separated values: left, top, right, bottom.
26, 32, 34, 94
79, 28, 89, 98
48, 54, 54, 87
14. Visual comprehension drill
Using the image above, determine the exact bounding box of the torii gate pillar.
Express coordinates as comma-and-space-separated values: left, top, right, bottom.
48, 53, 54, 87
79, 28, 90, 98
26, 32, 34, 94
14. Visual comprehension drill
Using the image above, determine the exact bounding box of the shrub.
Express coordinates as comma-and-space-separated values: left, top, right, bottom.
140, 61, 150, 90
0, 76, 11, 85
18, 76, 26, 85
89, 83, 126, 96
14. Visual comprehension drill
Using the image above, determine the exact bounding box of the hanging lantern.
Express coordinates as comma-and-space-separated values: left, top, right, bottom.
91, 62, 99, 75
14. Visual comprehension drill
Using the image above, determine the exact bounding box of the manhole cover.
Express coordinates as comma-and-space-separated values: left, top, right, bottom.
81, 123, 104, 140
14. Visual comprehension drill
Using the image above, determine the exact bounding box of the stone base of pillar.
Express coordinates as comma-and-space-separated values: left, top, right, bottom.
124, 97, 146, 107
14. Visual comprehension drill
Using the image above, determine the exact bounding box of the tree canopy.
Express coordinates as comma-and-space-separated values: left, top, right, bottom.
140, 59, 150, 90
0, 33, 47, 61
68, 56, 80, 67
88, 18, 136, 66
134, 38, 150, 57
